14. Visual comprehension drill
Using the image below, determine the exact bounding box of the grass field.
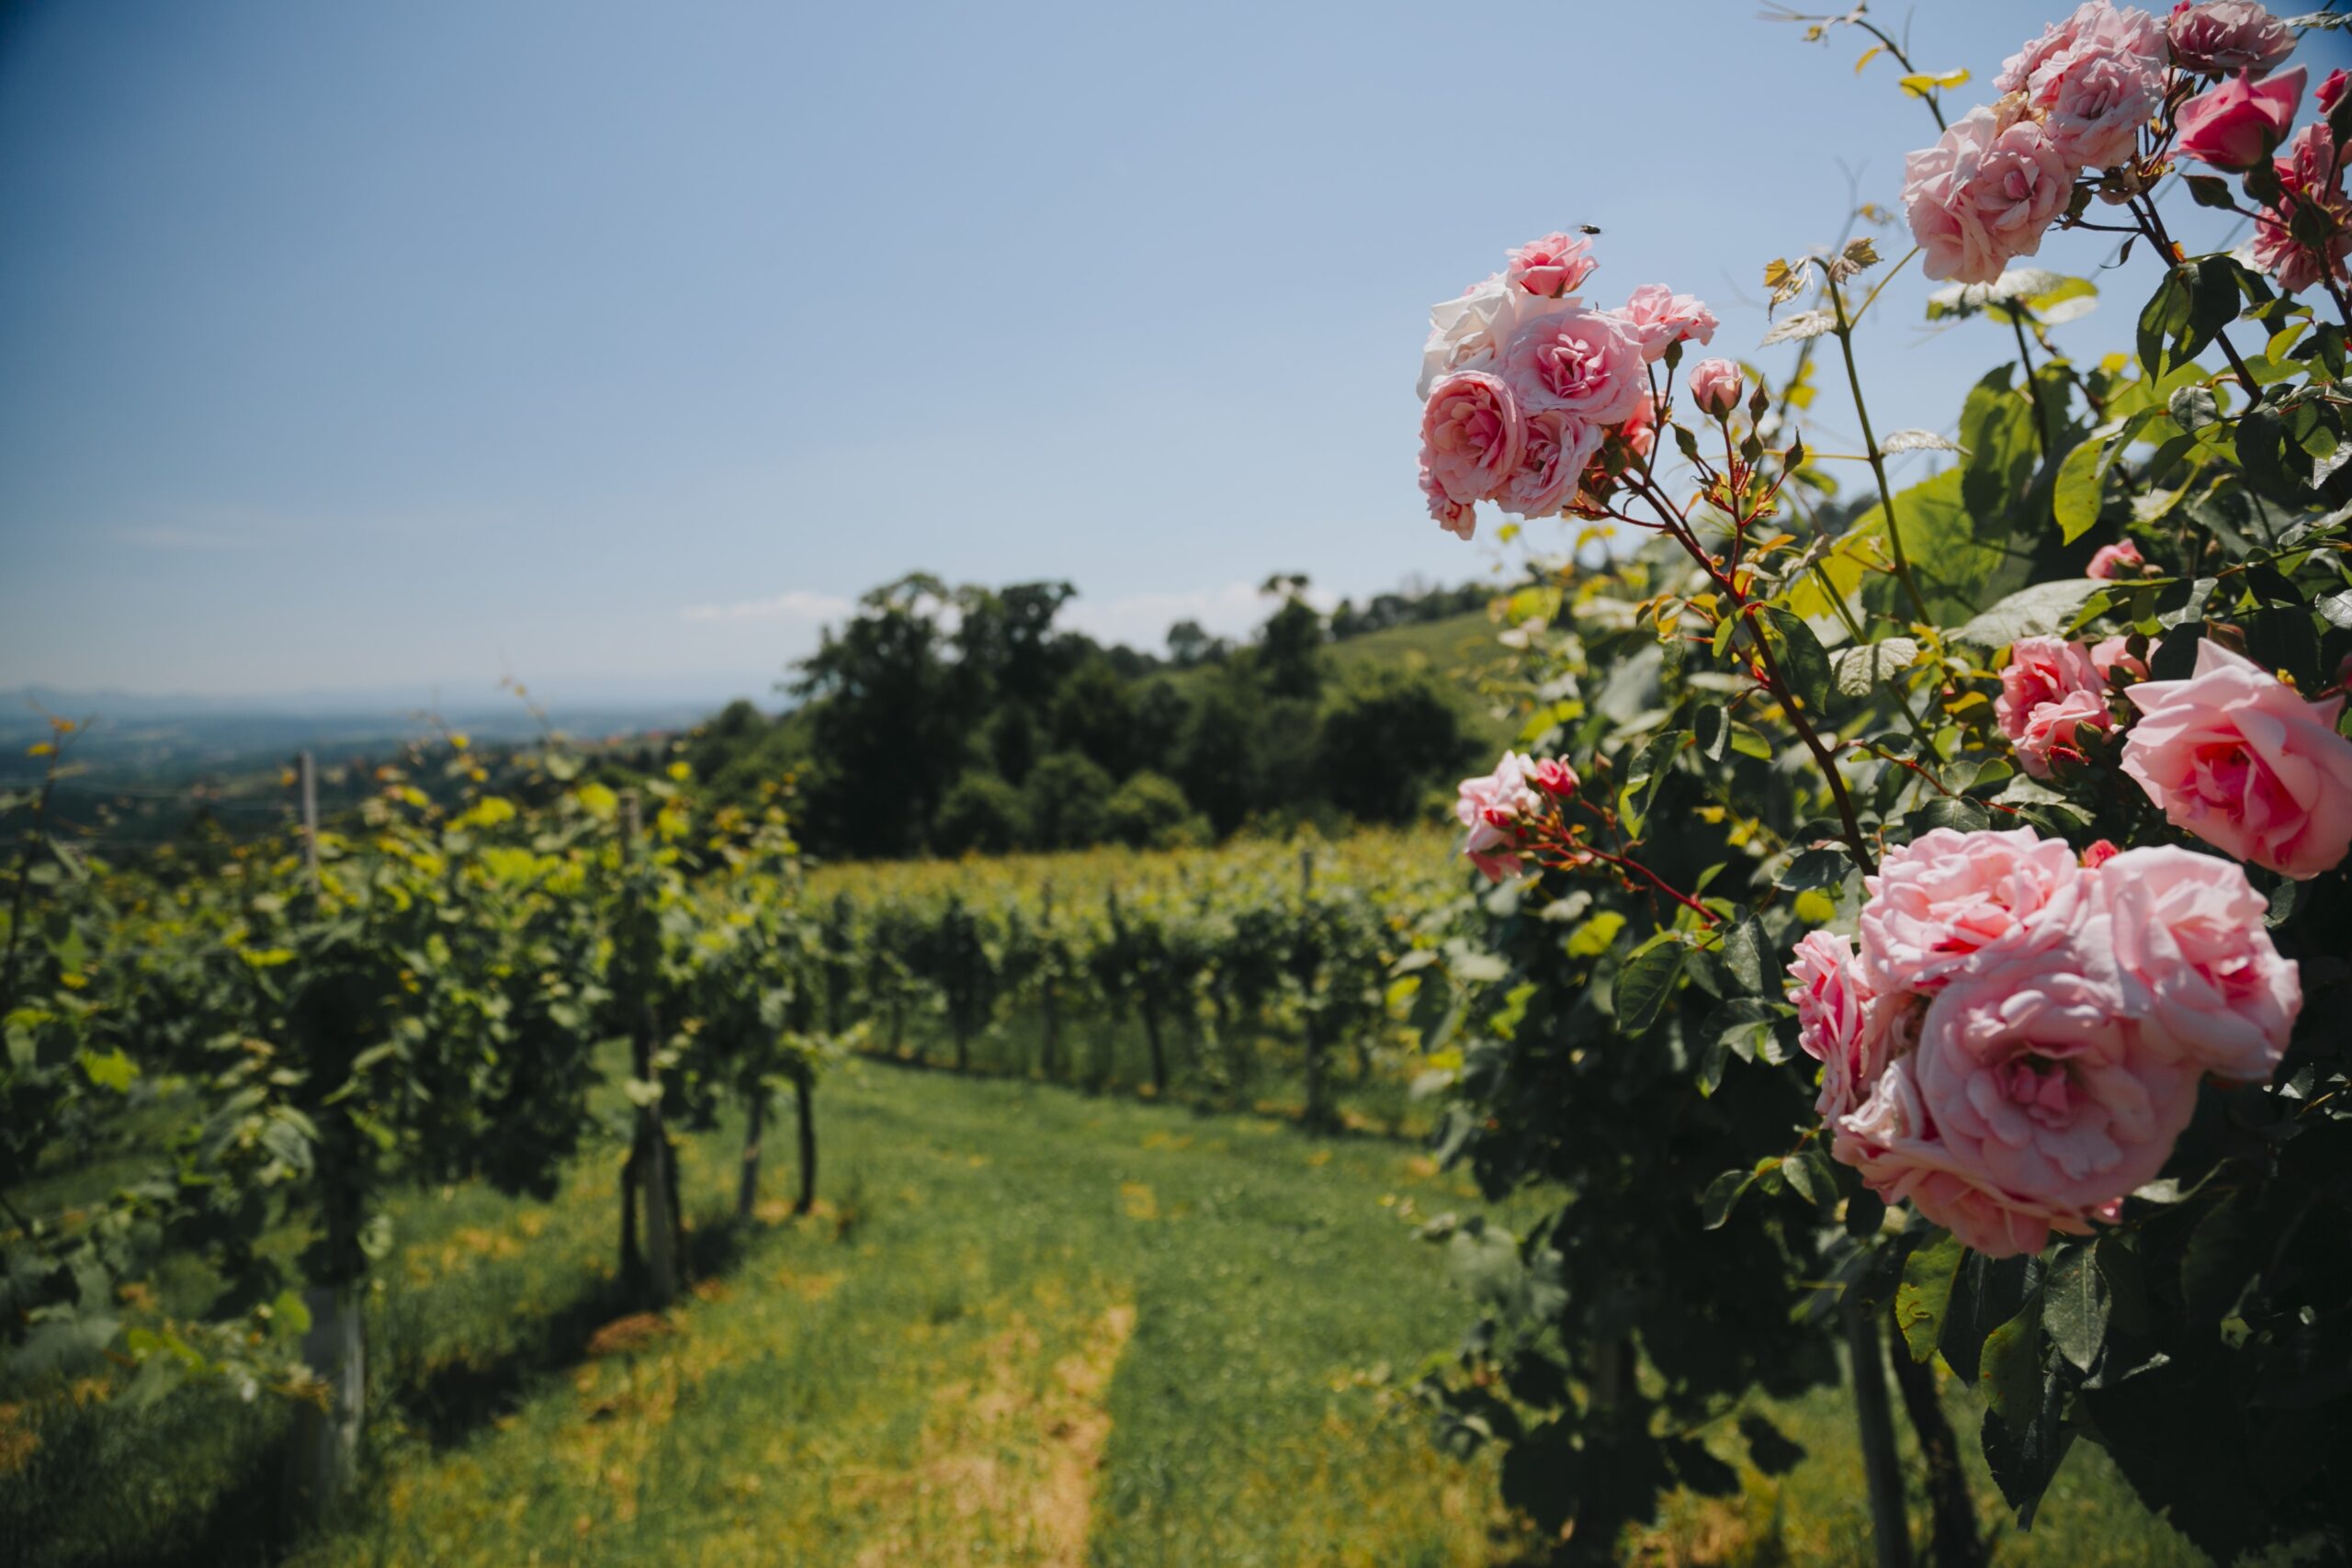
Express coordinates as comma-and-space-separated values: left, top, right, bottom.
8, 1057, 2210, 1567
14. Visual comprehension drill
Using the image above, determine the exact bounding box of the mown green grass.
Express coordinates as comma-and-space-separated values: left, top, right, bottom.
11, 1058, 2211, 1567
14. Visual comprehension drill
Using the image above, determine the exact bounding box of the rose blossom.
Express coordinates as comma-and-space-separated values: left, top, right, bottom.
2087, 538, 2147, 578
1613, 284, 1720, 364
1904, 102, 2077, 285
2122, 638, 2352, 878
2166, 0, 2297, 77
1495, 410, 1604, 519
1506, 232, 1598, 300
1455, 750, 1542, 881
1419, 371, 1525, 506
1420, 456, 1476, 540
1530, 758, 1579, 798
2323, 67, 2348, 113
1418, 274, 1510, 401
1885, 933, 2201, 1254
1857, 826, 2096, 997
1833, 1055, 2104, 1258
1498, 308, 1647, 423
1789, 930, 1891, 1119
2000, 0, 2172, 169
2251, 122, 2352, 295
2100, 845, 2300, 1081
1998, 636, 2114, 777
1688, 358, 1745, 418
2177, 65, 2305, 169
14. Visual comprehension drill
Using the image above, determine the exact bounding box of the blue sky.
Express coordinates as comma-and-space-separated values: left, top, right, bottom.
2, 0, 2343, 702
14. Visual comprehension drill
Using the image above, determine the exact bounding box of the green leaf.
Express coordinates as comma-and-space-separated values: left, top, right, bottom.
1618, 731, 1679, 839
1700, 1168, 1751, 1230
1614, 938, 1684, 1037
1718, 915, 1777, 996
1951, 578, 2109, 649
79, 1046, 138, 1093
1829, 637, 1920, 696
1895, 1231, 1965, 1363
2053, 425, 2131, 544
1775, 846, 1856, 892
1979, 1291, 2046, 1423
2042, 1244, 2109, 1374
1757, 606, 1832, 714
2182, 173, 2238, 210
1781, 1147, 1835, 1208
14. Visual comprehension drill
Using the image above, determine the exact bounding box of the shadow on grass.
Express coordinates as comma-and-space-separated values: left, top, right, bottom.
70, 1212, 771, 1568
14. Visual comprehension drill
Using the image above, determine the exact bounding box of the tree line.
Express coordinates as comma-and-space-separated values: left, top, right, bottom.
662, 573, 1491, 861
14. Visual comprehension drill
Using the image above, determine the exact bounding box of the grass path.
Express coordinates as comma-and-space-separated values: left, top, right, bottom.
14, 1057, 2211, 1566
296, 1065, 1509, 1567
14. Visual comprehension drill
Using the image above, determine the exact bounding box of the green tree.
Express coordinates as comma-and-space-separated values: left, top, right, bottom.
933, 770, 1031, 855
1317, 666, 1476, 824
1103, 770, 1205, 849
1023, 750, 1115, 850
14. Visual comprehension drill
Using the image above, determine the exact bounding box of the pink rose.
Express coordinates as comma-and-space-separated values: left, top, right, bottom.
1455, 751, 1542, 881
1998, 636, 2114, 778
1687, 358, 1745, 419
1420, 456, 1476, 541
1494, 410, 1604, 519
2122, 639, 2352, 878
1506, 232, 1598, 300
2177, 66, 2305, 170
1613, 284, 1720, 365
1999, 5, 2098, 96
1789, 930, 1888, 1119
2001, 0, 2172, 169
1419, 371, 1525, 506
1921, 940, 2196, 1207
1833, 1055, 2104, 1258
2100, 845, 2300, 1081
1904, 103, 2077, 285
1531, 757, 1580, 798
1615, 391, 1659, 463
2087, 538, 2147, 578
1857, 826, 2096, 997
1498, 308, 1646, 424
2323, 68, 2348, 113
2251, 122, 2352, 295
2082, 838, 2122, 868
1832, 896, 2212, 1259
2167, 0, 2297, 76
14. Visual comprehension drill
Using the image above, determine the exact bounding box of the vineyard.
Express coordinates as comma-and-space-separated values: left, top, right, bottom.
12, 1, 2352, 1564
0, 723, 1493, 1563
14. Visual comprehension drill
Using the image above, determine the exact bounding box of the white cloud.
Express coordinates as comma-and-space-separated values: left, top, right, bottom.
681, 589, 854, 625
1062, 579, 1337, 650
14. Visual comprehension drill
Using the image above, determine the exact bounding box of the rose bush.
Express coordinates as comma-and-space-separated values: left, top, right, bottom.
1406, 3, 2352, 1561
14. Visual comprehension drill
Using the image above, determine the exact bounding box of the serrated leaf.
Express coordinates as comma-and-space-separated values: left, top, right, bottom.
1896, 1231, 1965, 1362
1614, 938, 1684, 1037
2042, 1244, 2109, 1374
1830, 637, 1920, 696
1951, 578, 2108, 649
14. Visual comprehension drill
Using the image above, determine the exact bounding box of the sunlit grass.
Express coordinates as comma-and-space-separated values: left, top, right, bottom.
11, 1057, 2210, 1566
